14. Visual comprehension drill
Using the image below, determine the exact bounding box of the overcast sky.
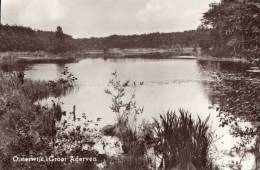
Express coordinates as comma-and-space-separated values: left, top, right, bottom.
2, 0, 219, 38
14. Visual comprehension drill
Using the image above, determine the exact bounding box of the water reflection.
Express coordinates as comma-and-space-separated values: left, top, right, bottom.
198, 60, 249, 73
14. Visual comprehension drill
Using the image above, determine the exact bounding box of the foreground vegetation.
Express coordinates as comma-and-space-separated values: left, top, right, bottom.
0, 70, 215, 170
0, 69, 96, 170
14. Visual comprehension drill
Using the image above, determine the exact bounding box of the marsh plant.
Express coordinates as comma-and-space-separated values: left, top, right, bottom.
153, 110, 212, 170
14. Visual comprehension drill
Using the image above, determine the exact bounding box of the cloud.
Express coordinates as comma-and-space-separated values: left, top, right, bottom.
137, 0, 218, 32
3, 0, 68, 31
2, 0, 218, 38
20, 0, 68, 26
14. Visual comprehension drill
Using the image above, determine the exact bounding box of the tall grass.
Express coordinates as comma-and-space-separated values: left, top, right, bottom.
153, 109, 211, 170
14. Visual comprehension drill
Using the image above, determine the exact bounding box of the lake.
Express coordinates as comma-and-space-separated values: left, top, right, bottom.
1, 57, 255, 169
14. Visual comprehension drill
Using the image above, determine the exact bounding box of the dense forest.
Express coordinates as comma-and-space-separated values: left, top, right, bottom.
0, 25, 75, 53
202, 0, 260, 61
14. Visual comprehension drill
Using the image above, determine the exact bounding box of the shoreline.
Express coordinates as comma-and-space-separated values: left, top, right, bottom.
0, 50, 250, 64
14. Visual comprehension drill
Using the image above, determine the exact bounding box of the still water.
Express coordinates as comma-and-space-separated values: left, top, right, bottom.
20, 59, 248, 123
1, 58, 254, 169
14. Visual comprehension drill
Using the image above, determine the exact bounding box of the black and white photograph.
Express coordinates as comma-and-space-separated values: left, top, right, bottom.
0, 0, 260, 169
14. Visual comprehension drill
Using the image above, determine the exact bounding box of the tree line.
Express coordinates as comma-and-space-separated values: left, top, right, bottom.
75, 30, 210, 50
0, 24, 211, 53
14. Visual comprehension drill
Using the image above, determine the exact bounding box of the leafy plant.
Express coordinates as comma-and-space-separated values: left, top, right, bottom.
104, 71, 143, 137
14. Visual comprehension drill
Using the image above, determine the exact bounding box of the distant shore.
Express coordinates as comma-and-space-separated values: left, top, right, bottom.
0, 48, 249, 64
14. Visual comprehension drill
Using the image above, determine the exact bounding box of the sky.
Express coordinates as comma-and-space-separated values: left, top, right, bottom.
2, 0, 219, 38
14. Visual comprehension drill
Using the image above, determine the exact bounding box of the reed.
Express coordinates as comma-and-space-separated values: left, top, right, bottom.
153, 109, 211, 170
